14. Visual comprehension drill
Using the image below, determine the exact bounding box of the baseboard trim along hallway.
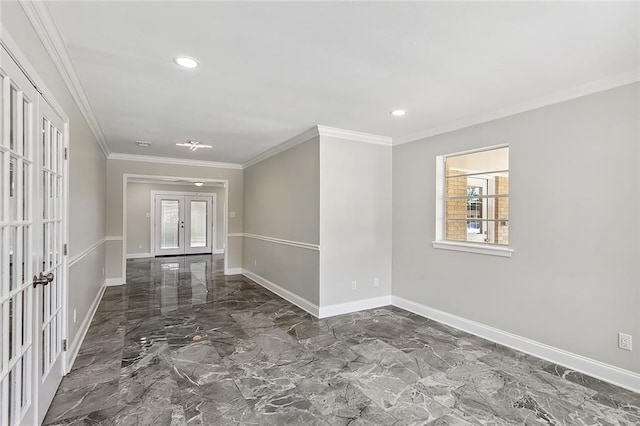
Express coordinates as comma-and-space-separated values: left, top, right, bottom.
66, 281, 107, 374
242, 269, 320, 317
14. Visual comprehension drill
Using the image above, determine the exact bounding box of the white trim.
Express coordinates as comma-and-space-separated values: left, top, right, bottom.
18, 0, 109, 157
243, 233, 320, 251
104, 236, 123, 241
243, 127, 319, 168
105, 277, 125, 286
68, 239, 105, 267
432, 241, 514, 258
391, 296, 640, 393
66, 282, 106, 374
394, 69, 640, 146
318, 296, 392, 319
225, 268, 243, 275
213, 249, 225, 254
126, 253, 151, 259
109, 153, 242, 170
242, 269, 319, 317
317, 125, 392, 146
228, 233, 244, 238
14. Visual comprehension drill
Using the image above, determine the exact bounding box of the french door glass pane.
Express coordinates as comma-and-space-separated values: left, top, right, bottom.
161, 200, 180, 249
190, 201, 207, 248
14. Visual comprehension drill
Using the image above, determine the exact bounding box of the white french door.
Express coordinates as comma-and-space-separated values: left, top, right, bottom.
154, 194, 213, 256
36, 96, 66, 423
0, 45, 66, 425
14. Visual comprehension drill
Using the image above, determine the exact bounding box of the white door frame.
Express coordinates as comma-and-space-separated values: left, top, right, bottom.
1, 26, 70, 425
150, 190, 216, 256
122, 174, 229, 273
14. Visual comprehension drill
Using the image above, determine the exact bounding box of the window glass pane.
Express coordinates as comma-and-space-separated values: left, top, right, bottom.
190, 201, 207, 248
444, 147, 509, 245
161, 200, 180, 249
10, 86, 17, 151
9, 157, 17, 221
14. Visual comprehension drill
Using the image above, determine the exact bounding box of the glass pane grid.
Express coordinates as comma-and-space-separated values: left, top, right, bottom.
443, 147, 509, 245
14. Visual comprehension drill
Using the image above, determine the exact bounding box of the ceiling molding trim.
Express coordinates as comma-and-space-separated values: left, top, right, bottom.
19, 0, 111, 157
243, 126, 320, 169
108, 153, 243, 170
394, 68, 640, 146
317, 125, 393, 146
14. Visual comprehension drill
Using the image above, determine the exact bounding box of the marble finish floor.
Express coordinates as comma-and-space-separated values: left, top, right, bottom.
44, 255, 640, 425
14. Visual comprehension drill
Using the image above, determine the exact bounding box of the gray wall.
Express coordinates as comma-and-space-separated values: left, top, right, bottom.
319, 137, 392, 308
106, 159, 243, 279
1, 2, 107, 347
392, 83, 640, 373
243, 138, 320, 305
126, 183, 225, 255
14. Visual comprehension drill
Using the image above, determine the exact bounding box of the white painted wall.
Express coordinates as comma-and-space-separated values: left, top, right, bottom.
243, 137, 320, 305
319, 137, 392, 310
1, 2, 107, 347
393, 83, 640, 374
106, 159, 243, 279
126, 183, 225, 255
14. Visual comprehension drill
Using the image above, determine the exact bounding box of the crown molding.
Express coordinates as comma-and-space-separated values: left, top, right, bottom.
317, 125, 392, 146
242, 126, 320, 169
108, 152, 243, 170
19, 0, 110, 157
394, 69, 640, 146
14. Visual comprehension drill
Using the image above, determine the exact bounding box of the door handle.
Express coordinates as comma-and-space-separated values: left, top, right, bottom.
33, 272, 54, 288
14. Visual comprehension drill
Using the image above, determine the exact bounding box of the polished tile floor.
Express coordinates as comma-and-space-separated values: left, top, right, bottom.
44, 255, 640, 425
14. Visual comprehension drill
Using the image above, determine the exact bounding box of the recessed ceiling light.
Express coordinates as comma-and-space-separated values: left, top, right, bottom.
390, 110, 406, 117
176, 140, 212, 151
194, 182, 204, 187
174, 56, 199, 69
135, 140, 151, 147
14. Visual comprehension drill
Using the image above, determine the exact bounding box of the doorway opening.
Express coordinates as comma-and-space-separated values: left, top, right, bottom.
122, 175, 230, 274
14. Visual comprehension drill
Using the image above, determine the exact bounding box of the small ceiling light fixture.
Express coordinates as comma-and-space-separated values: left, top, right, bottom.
194, 182, 204, 187
174, 56, 199, 69
390, 109, 407, 117
135, 140, 151, 147
176, 140, 212, 151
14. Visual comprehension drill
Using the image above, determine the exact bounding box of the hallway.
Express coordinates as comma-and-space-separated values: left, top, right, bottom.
41, 255, 640, 424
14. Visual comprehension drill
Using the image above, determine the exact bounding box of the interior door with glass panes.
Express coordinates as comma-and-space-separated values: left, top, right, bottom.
36, 97, 66, 424
154, 194, 213, 256
0, 44, 67, 426
1, 43, 39, 426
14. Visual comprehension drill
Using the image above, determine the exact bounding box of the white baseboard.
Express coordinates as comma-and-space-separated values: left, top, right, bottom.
126, 253, 152, 259
241, 269, 319, 317
392, 295, 640, 393
319, 295, 392, 318
213, 249, 225, 254
225, 268, 243, 275
66, 281, 107, 373
105, 277, 125, 286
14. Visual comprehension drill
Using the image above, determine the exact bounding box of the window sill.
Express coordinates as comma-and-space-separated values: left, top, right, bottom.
431, 240, 514, 258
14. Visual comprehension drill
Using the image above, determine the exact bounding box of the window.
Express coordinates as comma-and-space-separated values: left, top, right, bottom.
433, 146, 513, 257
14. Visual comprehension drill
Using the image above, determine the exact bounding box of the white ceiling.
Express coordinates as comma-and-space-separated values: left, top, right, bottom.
46, 1, 639, 164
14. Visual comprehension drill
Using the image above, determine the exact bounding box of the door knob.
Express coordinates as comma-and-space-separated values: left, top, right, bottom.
33, 272, 54, 288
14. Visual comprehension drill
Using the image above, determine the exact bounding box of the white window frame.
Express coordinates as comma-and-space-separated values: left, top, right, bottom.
432, 144, 514, 258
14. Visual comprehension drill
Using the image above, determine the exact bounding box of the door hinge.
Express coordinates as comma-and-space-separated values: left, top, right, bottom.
63, 339, 67, 351
64, 147, 68, 160
63, 243, 68, 256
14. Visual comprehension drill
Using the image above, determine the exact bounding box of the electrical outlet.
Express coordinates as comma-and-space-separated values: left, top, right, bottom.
374, 277, 380, 288
351, 281, 357, 290
73, 309, 77, 323
619, 333, 632, 351
254, 259, 257, 267
138, 244, 142, 249
101, 267, 105, 276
